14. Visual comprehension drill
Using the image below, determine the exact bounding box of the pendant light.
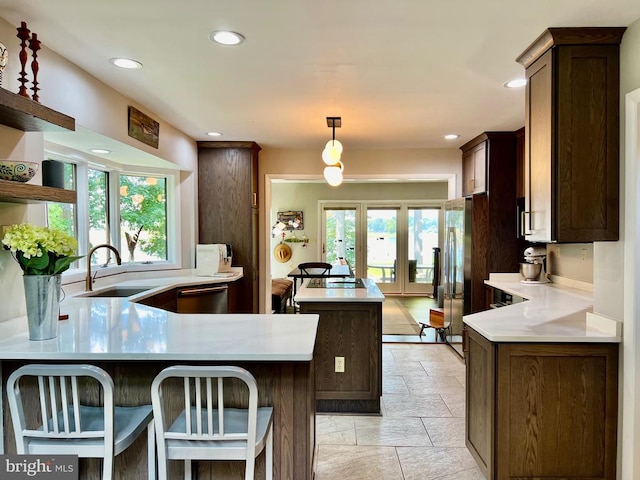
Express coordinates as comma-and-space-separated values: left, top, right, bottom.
322, 117, 344, 186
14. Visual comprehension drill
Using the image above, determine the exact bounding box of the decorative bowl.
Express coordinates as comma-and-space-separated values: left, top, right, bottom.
519, 262, 542, 281
0, 161, 39, 182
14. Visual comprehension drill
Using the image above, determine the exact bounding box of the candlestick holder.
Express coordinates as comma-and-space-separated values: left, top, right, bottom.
28, 32, 41, 102
16, 21, 30, 97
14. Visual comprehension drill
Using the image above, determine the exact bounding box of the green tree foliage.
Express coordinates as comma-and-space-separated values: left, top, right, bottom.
119, 175, 167, 260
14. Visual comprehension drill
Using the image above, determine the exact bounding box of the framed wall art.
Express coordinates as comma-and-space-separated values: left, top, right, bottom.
128, 105, 159, 148
277, 210, 303, 230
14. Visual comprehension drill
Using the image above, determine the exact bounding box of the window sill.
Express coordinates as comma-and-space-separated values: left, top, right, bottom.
62, 261, 182, 287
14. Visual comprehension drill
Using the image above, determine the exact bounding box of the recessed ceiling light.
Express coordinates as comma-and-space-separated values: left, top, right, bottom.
504, 78, 527, 88
209, 30, 245, 46
90, 148, 111, 154
109, 58, 143, 69
206, 131, 223, 137
443, 134, 460, 140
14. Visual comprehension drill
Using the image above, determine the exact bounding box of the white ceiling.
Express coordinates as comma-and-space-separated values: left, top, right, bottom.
1, 1, 640, 152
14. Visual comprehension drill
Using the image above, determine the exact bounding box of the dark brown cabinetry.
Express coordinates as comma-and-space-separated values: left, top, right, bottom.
461, 132, 520, 313
197, 142, 260, 313
517, 27, 625, 243
299, 301, 382, 414
464, 326, 619, 479
462, 141, 486, 196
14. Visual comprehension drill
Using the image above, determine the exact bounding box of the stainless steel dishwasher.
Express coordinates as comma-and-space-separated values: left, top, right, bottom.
176, 284, 228, 314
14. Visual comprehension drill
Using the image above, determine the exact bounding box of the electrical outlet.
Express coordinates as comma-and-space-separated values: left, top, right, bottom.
581, 249, 587, 262
556, 246, 560, 258
335, 356, 345, 373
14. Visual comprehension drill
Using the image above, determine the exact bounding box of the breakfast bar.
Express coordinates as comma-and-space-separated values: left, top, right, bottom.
0, 296, 319, 480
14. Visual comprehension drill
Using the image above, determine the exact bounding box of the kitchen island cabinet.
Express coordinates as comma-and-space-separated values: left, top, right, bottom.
296, 278, 384, 413
0, 298, 318, 480
463, 278, 620, 479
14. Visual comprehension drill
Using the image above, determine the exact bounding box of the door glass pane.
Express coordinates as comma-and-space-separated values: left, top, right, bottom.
408, 208, 439, 285
324, 209, 356, 272
119, 175, 167, 262
367, 209, 397, 283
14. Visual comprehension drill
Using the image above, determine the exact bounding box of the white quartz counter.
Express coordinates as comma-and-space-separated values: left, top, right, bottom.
462, 276, 620, 343
295, 278, 385, 303
0, 296, 319, 361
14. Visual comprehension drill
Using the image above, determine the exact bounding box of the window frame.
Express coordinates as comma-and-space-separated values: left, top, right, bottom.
44, 152, 182, 285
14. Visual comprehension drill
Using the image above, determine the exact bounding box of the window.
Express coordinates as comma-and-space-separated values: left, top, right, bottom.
46, 161, 76, 238
119, 175, 167, 263
88, 169, 110, 264
45, 156, 175, 271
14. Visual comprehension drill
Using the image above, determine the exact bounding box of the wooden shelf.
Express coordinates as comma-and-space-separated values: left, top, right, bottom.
0, 179, 76, 204
0, 88, 75, 132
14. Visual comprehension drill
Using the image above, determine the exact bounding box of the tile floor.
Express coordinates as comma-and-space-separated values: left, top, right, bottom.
315, 343, 483, 480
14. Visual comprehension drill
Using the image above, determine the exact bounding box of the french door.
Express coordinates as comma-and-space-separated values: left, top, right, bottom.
321, 202, 441, 295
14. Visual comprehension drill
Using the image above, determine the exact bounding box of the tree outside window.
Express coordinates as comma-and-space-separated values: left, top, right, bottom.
119, 175, 167, 262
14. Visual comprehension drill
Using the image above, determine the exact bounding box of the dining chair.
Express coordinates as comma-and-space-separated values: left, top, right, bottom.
151, 365, 273, 480
7, 364, 155, 480
298, 262, 332, 275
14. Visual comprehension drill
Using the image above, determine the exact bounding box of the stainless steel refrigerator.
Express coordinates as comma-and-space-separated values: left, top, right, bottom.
443, 198, 472, 357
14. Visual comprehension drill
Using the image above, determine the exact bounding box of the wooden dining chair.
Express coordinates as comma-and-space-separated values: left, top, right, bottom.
298, 262, 332, 275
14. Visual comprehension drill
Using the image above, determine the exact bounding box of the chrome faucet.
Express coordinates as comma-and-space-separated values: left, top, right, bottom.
86, 244, 122, 291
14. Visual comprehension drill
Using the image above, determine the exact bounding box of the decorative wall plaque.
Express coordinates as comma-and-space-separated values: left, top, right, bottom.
127, 105, 159, 148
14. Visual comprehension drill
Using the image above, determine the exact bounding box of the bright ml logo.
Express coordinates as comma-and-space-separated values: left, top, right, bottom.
0, 455, 78, 479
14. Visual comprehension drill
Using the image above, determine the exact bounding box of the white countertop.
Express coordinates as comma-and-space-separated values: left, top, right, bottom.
294, 278, 385, 303
462, 275, 620, 343
0, 271, 319, 361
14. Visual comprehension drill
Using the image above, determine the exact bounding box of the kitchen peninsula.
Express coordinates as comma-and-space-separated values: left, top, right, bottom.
0, 294, 319, 480
295, 278, 384, 413
463, 275, 621, 480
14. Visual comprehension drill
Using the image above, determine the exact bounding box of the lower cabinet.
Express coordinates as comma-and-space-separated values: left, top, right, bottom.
464, 326, 618, 480
299, 301, 382, 413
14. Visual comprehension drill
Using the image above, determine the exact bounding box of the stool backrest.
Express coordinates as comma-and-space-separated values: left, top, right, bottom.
7, 364, 114, 452
152, 365, 259, 447
298, 262, 332, 275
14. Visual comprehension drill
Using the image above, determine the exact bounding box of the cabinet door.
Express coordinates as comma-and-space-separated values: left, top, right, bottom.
465, 326, 495, 480
472, 142, 486, 194
462, 149, 474, 196
524, 49, 553, 242
496, 343, 618, 479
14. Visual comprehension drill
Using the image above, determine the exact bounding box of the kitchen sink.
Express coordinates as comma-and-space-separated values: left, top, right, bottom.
79, 286, 153, 298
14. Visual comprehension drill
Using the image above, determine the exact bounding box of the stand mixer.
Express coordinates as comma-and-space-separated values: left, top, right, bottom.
520, 246, 549, 283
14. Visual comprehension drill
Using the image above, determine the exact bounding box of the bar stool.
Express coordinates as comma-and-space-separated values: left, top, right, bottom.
151, 365, 273, 480
7, 364, 155, 479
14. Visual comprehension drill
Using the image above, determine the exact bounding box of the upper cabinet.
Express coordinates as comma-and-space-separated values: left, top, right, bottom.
517, 27, 625, 243
461, 140, 486, 196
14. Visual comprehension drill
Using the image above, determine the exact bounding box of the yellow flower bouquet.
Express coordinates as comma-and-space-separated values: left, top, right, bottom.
2, 223, 82, 275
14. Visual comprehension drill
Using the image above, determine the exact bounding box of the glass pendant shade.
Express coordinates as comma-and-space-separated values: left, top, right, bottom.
324, 165, 343, 186
322, 145, 341, 165
325, 139, 343, 154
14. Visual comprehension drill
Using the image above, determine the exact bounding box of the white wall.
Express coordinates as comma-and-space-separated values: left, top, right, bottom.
602, 18, 640, 479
